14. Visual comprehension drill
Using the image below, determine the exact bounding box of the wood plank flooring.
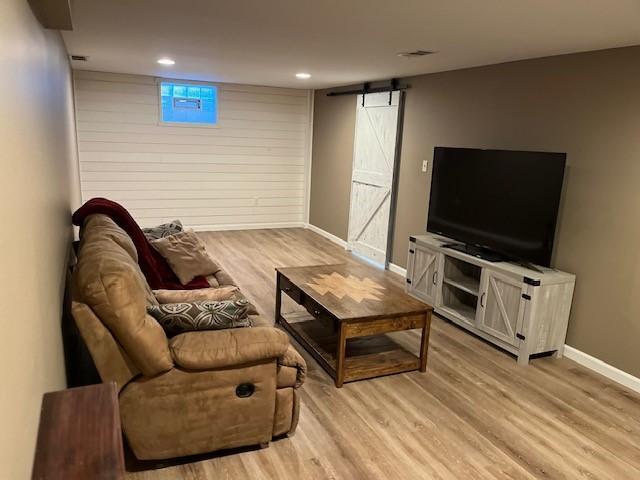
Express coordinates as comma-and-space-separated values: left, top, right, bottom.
127, 228, 640, 480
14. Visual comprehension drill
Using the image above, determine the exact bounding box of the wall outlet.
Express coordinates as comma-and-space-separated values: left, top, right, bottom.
421, 159, 428, 172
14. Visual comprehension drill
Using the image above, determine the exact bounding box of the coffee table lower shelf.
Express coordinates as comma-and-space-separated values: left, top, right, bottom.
277, 313, 426, 386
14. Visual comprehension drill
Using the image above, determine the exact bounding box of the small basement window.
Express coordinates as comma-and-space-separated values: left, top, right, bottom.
160, 81, 218, 126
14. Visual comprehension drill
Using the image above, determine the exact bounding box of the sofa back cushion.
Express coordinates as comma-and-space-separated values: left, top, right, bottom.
75, 215, 173, 376
81, 214, 139, 262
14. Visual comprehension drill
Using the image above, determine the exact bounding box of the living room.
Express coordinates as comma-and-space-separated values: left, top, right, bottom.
3, 0, 640, 478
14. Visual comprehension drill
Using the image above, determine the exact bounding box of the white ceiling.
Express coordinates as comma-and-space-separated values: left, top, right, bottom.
62, 0, 640, 89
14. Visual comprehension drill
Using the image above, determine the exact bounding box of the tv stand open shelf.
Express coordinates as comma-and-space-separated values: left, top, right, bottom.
442, 277, 479, 296
405, 233, 575, 365
442, 255, 481, 297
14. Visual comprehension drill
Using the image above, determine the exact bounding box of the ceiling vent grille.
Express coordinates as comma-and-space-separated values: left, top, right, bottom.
70, 55, 88, 61
397, 50, 434, 58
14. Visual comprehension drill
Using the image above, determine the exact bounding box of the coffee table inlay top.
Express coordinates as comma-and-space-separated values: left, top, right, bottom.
276, 263, 431, 322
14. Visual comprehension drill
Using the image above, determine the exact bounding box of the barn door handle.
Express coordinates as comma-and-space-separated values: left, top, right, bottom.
432, 272, 438, 285
480, 292, 486, 308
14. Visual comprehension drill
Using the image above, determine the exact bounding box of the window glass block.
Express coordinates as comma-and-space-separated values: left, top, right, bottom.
160, 82, 217, 125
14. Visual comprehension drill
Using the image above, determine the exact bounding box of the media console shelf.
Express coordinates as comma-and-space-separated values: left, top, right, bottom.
405, 234, 575, 365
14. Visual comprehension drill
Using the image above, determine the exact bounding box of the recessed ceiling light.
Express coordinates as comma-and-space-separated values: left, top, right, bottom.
157, 58, 175, 65
295, 72, 311, 79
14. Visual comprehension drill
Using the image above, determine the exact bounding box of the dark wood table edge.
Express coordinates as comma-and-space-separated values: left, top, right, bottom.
275, 266, 430, 322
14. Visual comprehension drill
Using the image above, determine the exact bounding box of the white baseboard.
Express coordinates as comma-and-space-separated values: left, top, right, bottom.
388, 263, 407, 277
191, 222, 306, 232
305, 223, 348, 249
563, 345, 640, 394
305, 224, 409, 279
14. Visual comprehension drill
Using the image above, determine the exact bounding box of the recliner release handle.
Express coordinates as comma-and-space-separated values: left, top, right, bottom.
236, 383, 255, 398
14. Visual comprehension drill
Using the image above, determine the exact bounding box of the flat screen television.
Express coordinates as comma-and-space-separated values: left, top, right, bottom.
427, 147, 566, 267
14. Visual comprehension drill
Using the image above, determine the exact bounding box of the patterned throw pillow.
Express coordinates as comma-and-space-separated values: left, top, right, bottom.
147, 299, 251, 337
142, 220, 183, 241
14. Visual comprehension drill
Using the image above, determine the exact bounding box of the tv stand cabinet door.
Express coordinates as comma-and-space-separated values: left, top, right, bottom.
407, 244, 442, 307
476, 270, 525, 346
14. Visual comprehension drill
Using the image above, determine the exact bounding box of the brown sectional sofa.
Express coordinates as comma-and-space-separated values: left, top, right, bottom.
71, 214, 306, 460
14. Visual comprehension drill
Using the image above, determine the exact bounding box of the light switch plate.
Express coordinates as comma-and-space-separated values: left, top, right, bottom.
422, 159, 428, 172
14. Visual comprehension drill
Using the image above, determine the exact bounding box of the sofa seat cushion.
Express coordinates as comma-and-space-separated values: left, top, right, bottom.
147, 300, 252, 337
169, 327, 289, 370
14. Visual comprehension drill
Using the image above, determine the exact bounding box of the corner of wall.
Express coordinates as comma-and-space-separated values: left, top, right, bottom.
304, 89, 315, 224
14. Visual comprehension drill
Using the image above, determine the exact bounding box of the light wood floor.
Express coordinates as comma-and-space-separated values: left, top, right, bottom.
128, 228, 640, 480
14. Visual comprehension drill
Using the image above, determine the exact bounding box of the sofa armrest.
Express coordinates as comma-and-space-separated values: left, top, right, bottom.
277, 345, 307, 389
169, 327, 289, 370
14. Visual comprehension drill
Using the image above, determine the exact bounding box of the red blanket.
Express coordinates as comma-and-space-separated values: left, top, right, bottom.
72, 198, 209, 290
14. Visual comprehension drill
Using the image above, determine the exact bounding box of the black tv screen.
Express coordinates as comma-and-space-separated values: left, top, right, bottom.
427, 147, 566, 267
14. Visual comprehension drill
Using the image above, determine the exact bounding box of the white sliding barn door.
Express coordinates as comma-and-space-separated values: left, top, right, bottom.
347, 91, 401, 266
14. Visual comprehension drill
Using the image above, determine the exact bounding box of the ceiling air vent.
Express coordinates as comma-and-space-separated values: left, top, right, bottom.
70, 55, 88, 61
397, 50, 434, 58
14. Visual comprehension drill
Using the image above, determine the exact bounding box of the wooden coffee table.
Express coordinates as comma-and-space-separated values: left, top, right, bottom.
275, 263, 433, 387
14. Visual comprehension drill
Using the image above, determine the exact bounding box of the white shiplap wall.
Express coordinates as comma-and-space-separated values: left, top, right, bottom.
73, 70, 312, 229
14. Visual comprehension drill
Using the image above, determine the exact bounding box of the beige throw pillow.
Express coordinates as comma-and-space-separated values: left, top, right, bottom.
151, 231, 220, 285
153, 286, 239, 303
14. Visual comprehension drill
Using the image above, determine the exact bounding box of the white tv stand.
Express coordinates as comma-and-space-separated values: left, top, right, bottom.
405, 234, 575, 365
